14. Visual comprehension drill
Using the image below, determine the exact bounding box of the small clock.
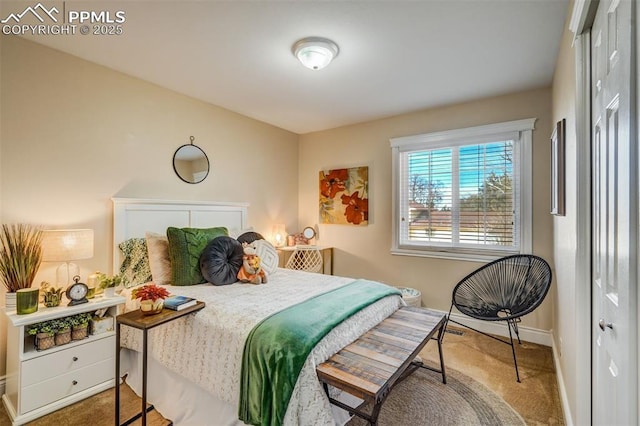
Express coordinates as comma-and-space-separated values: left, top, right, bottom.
302, 226, 316, 241
66, 275, 89, 306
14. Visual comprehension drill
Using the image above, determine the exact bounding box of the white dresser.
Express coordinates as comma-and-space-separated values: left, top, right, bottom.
2, 296, 125, 425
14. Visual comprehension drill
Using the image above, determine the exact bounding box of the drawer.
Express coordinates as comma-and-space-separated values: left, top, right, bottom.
20, 357, 114, 414
21, 335, 115, 387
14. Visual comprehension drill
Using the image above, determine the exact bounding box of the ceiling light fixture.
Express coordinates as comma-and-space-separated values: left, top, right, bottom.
292, 37, 339, 71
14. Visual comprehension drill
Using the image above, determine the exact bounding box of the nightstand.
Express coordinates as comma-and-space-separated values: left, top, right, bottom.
115, 302, 205, 426
2, 295, 126, 426
277, 246, 333, 275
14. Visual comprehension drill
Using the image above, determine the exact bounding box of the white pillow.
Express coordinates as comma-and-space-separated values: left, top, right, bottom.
254, 239, 278, 276
228, 227, 254, 239
145, 232, 172, 285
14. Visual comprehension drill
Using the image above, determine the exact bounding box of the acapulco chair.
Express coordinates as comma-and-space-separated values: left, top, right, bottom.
446, 254, 552, 382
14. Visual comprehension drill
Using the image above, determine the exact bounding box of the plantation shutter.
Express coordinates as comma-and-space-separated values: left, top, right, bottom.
397, 138, 518, 254
391, 118, 534, 261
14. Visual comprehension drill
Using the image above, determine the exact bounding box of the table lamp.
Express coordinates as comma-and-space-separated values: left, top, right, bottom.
41, 229, 94, 286
272, 224, 286, 247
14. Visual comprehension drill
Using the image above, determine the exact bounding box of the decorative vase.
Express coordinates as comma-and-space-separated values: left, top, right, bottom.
16, 288, 39, 315
140, 299, 164, 315
89, 272, 104, 297
104, 287, 115, 298
55, 328, 72, 346
35, 332, 55, 351
43, 293, 61, 307
72, 325, 88, 340
5, 292, 17, 311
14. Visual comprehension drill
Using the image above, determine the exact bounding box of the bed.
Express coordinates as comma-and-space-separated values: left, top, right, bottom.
112, 198, 404, 426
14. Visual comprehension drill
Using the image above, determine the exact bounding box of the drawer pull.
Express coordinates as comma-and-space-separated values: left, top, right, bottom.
72, 380, 78, 386
73, 356, 78, 362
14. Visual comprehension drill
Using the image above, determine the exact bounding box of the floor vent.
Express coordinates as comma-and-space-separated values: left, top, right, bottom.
445, 328, 464, 336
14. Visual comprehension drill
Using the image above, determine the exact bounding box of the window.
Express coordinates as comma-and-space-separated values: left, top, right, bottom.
390, 118, 535, 261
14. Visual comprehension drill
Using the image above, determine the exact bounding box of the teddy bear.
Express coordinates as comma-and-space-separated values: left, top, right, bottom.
237, 241, 268, 284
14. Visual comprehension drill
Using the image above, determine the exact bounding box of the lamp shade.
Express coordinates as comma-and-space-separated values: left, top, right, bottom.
292, 37, 339, 70
42, 229, 94, 262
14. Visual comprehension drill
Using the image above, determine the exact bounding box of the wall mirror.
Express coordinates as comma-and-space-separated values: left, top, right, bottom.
173, 136, 210, 184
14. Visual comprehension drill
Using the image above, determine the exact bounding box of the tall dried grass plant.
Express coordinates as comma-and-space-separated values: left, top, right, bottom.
0, 224, 43, 293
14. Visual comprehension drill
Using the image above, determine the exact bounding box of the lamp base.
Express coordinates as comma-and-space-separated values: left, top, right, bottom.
56, 262, 80, 287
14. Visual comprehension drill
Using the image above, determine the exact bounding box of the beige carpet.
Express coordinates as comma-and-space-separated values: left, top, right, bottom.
0, 327, 564, 426
422, 327, 565, 425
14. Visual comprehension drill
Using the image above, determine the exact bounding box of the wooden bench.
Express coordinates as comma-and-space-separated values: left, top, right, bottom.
316, 307, 447, 425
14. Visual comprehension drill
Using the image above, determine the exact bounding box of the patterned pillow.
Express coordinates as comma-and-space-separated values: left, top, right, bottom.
145, 232, 172, 285
253, 239, 278, 275
167, 226, 229, 286
119, 238, 152, 287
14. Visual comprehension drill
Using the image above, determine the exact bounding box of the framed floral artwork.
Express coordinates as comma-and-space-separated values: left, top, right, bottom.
319, 166, 369, 225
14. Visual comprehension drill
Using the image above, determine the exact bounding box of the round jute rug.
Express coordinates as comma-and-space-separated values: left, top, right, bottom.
347, 367, 525, 426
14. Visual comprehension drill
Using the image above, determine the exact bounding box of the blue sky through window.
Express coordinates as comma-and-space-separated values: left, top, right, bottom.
408, 141, 513, 209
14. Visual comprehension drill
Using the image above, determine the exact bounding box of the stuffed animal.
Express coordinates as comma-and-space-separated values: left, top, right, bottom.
237, 242, 268, 284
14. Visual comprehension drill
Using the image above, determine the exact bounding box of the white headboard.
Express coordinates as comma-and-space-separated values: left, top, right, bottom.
112, 198, 249, 273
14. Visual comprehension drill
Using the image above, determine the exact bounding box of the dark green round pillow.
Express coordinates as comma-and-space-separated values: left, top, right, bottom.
200, 236, 244, 285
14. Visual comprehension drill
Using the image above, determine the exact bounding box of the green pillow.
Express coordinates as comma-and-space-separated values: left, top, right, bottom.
167, 227, 228, 285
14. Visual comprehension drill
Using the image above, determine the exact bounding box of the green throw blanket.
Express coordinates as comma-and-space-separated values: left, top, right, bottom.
238, 280, 401, 426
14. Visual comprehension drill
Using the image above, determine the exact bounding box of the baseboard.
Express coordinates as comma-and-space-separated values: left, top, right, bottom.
442, 310, 552, 346
550, 331, 574, 426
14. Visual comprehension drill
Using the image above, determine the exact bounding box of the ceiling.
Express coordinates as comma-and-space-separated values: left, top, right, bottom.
16, 0, 568, 134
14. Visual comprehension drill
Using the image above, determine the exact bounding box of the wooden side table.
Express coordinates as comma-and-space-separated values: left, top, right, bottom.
115, 302, 205, 426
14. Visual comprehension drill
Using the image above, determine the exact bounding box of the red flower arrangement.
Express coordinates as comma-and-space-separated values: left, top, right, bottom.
131, 284, 170, 301
132, 284, 171, 315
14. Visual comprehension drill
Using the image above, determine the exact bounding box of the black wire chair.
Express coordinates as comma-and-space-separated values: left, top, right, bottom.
446, 254, 552, 382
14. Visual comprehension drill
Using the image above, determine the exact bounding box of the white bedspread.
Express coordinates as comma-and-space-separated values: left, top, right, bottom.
119, 268, 403, 425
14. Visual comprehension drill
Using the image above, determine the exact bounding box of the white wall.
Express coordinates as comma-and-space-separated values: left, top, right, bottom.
551, 17, 580, 423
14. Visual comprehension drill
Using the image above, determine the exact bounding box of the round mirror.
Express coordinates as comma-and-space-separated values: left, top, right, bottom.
302, 226, 316, 240
173, 137, 209, 184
